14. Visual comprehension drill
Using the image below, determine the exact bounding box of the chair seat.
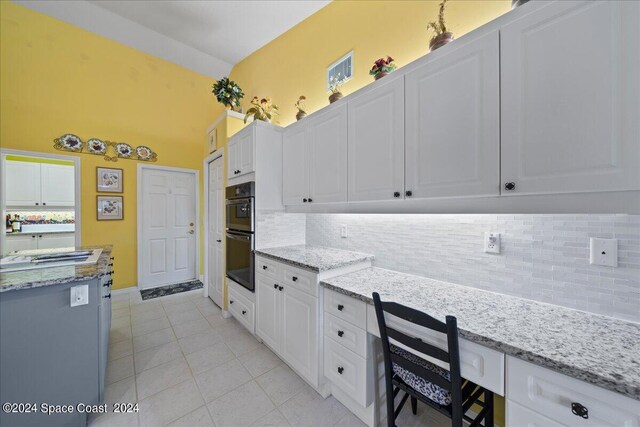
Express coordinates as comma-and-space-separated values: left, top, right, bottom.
390, 344, 452, 406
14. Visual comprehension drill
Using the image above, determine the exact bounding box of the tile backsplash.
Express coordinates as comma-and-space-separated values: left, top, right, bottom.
306, 214, 640, 322
256, 210, 305, 250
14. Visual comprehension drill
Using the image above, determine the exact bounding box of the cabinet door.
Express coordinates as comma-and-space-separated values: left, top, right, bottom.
37, 233, 76, 249
405, 30, 499, 199
4, 234, 38, 254
348, 77, 405, 202
281, 285, 317, 386
309, 104, 348, 203
237, 130, 255, 177
501, 1, 640, 195
506, 400, 565, 427
255, 275, 281, 353
40, 164, 75, 207
227, 139, 239, 177
282, 125, 310, 205
4, 161, 41, 207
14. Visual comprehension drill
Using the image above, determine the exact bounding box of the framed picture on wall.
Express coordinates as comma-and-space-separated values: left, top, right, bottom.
208, 127, 217, 154
96, 167, 123, 193
97, 196, 123, 220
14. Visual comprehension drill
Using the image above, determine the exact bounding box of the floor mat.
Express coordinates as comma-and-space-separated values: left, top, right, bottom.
140, 279, 203, 300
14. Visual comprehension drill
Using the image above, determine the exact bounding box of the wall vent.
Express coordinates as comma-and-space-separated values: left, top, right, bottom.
327, 51, 353, 91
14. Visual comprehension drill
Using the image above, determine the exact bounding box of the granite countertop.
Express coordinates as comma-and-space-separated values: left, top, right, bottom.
321, 267, 640, 401
255, 245, 374, 272
0, 246, 112, 293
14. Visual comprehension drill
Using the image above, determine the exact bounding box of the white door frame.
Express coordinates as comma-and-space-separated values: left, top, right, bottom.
137, 163, 200, 290
0, 148, 82, 254
203, 149, 224, 299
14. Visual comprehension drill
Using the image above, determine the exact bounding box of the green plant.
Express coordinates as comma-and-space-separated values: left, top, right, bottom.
244, 96, 279, 123
211, 77, 244, 110
328, 73, 347, 94
369, 56, 397, 77
427, 0, 449, 37
295, 96, 307, 114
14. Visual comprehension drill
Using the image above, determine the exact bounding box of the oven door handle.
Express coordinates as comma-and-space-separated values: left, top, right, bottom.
226, 231, 252, 241
226, 198, 253, 206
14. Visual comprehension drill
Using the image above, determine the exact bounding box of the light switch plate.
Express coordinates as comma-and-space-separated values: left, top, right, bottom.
484, 232, 500, 254
340, 224, 348, 238
70, 284, 89, 307
590, 238, 618, 267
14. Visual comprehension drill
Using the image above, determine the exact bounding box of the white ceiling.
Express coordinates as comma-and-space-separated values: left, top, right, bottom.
16, 0, 331, 78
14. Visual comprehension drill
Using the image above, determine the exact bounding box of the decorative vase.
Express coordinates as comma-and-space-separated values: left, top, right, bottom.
329, 92, 343, 104
429, 31, 454, 51
374, 71, 389, 81
296, 111, 307, 121
511, 0, 529, 8
232, 105, 243, 113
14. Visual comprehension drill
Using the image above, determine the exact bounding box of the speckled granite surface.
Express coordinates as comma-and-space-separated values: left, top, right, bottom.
321, 267, 640, 401
255, 245, 374, 272
0, 246, 112, 293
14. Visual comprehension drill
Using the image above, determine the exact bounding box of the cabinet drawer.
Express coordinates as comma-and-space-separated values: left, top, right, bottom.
256, 256, 281, 280
366, 305, 504, 396
506, 356, 640, 426
324, 313, 368, 358
228, 287, 254, 334
324, 336, 371, 407
507, 400, 565, 427
324, 289, 367, 329
281, 265, 317, 297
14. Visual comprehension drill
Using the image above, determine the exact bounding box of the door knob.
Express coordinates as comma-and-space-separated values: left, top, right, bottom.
189, 222, 194, 226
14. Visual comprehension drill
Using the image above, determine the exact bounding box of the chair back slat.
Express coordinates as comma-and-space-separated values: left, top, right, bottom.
390, 353, 452, 391
379, 301, 448, 334
386, 327, 450, 363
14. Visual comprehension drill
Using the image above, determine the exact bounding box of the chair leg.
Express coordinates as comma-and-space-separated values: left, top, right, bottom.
386, 385, 396, 427
484, 390, 494, 427
411, 396, 417, 415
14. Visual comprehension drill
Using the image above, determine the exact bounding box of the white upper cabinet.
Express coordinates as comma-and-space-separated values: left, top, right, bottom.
283, 104, 348, 205
500, 0, 640, 196
348, 77, 405, 202
228, 128, 255, 180
4, 161, 41, 207
282, 125, 309, 205
405, 30, 500, 199
41, 164, 75, 207
308, 105, 348, 204
4, 160, 74, 207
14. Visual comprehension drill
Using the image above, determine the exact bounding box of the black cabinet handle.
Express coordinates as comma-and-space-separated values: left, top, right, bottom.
104, 294, 111, 299
230, 300, 234, 304
303, 198, 308, 203
405, 190, 412, 197
278, 286, 284, 291
216, 239, 222, 243
504, 182, 516, 191
337, 330, 344, 337
242, 310, 247, 315
337, 304, 344, 311
263, 265, 268, 270
110, 257, 114, 260
337, 367, 344, 375
292, 276, 298, 282
273, 284, 278, 289
308, 198, 313, 203
35, 202, 39, 205
108, 263, 114, 267
42, 203, 46, 206
38, 235, 42, 238
32, 235, 36, 239
571, 402, 588, 419
393, 192, 400, 198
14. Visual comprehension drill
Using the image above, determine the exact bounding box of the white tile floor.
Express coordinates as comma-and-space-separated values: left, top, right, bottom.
89, 289, 449, 427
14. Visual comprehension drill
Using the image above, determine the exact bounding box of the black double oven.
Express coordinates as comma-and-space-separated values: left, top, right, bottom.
225, 182, 255, 292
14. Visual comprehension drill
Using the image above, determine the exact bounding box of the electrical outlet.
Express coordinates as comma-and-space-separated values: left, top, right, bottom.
70, 284, 89, 307
484, 232, 500, 254
590, 238, 618, 267
340, 224, 348, 238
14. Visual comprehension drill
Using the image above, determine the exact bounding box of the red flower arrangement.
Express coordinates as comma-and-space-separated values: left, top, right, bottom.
369, 56, 397, 79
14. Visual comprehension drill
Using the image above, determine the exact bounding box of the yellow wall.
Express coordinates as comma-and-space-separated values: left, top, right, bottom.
0, 2, 224, 289
229, 0, 511, 422
230, 0, 510, 127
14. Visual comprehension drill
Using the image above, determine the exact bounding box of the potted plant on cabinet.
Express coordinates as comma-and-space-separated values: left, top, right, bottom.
369, 56, 397, 80
427, 0, 454, 51
328, 74, 347, 104
244, 96, 279, 123
295, 96, 307, 121
211, 77, 244, 112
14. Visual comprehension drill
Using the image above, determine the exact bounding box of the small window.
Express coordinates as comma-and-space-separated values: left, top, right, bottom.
327, 51, 353, 91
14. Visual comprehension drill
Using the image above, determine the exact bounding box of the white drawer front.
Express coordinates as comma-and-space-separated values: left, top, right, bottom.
366, 305, 504, 396
507, 356, 640, 426
324, 312, 368, 358
325, 289, 367, 329
228, 287, 254, 334
324, 336, 371, 407
281, 265, 317, 297
507, 400, 565, 427
256, 256, 281, 280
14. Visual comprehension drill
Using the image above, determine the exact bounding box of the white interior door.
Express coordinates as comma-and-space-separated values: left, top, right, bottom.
140, 167, 196, 289
207, 156, 224, 307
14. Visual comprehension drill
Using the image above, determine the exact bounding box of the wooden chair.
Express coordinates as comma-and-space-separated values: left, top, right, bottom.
372, 292, 494, 427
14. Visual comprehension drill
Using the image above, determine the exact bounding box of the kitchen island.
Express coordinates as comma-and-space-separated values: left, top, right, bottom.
0, 246, 113, 427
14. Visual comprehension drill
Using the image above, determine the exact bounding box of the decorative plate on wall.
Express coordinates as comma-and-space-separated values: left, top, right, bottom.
115, 143, 133, 158
57, 134, 83, 152
135, 146, 154, 161
87, 138, 107, 155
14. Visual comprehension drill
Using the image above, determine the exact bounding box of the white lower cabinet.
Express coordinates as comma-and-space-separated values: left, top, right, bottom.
4, 234, 38, 254
324, 336, 370, 407
506, 356, 640, 426
4, 232, 75, 255
37, 233, 76, 249
506, 400, 565, 427
227, 279, 255, 334
255, 275, 281, 352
